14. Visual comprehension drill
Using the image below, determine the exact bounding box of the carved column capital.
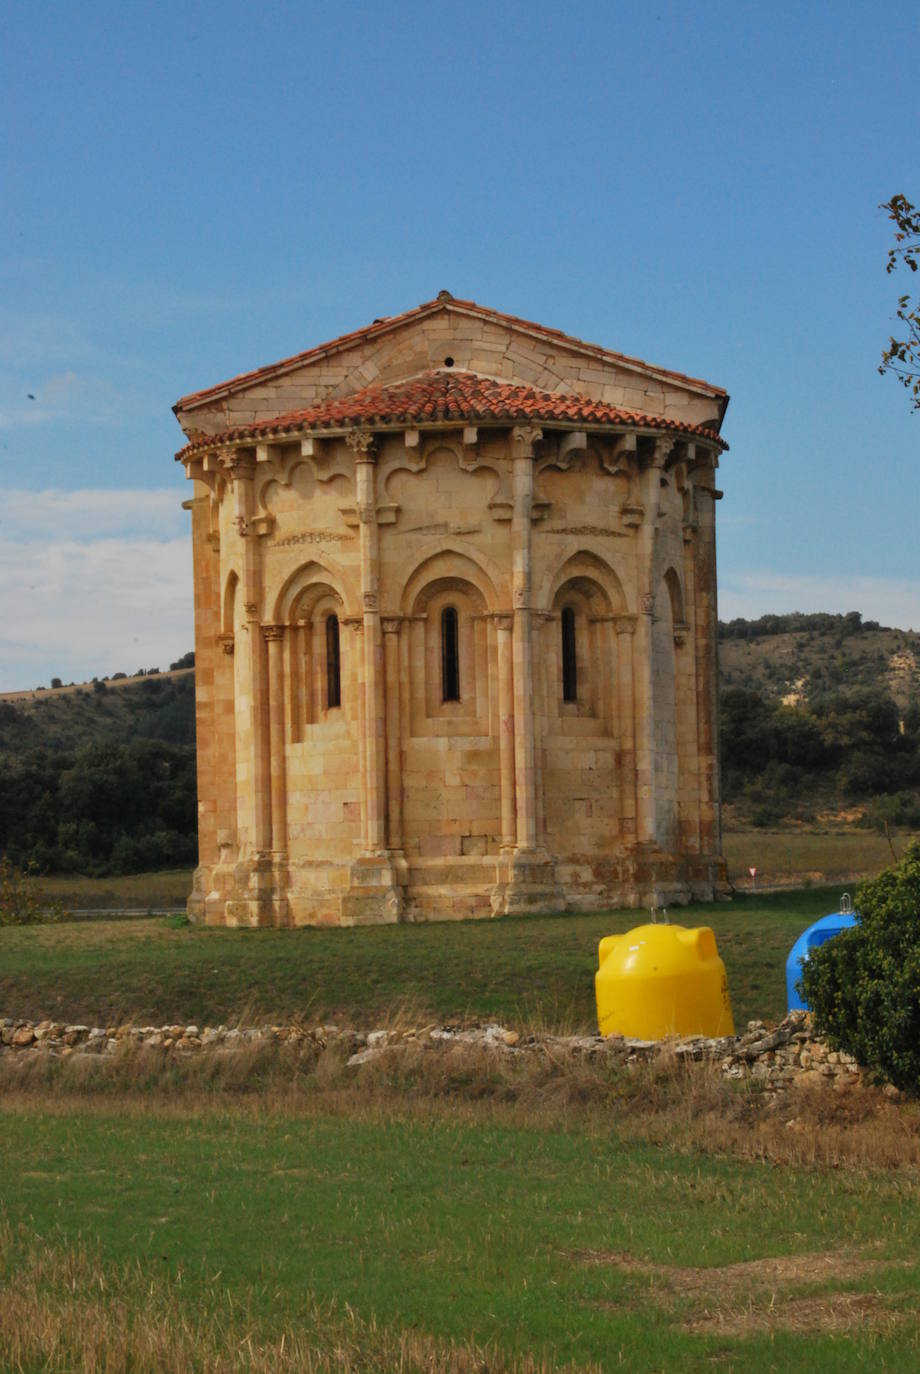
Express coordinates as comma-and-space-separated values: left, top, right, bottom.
614, 614, 638, 637
649, 436, 674, 468
221, 447, 256, 480
218, 632, 235, 655
510, 424, 543, 456
345, 429, 377, 458
381, 616, 403, 635
261, 623, 285, 643
492, 613, 514, 633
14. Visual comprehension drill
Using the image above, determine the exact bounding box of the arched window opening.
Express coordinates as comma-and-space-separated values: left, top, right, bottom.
441, 606, 460, 702
561, 606, 578, 703
325, 614, 341, 709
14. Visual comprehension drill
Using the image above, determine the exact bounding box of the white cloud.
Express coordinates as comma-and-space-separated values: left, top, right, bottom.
0, 489, 194, 690
2, 488, 187, 541
719, 569, 920, 632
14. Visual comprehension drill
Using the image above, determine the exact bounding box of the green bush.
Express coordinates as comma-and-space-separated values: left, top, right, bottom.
0, 857, 64, 926
802, 840, 920, 1089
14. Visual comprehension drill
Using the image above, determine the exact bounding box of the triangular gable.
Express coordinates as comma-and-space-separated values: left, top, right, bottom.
174, 295, 728, 440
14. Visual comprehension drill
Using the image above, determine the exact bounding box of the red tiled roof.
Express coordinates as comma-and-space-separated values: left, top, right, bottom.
174, 295, 728, 411
176, 370, 727, 460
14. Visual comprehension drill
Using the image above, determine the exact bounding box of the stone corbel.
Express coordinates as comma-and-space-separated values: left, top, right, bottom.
557, 430, 587, 467
342, 616, 364, 635
606, 430, 639, 468
338, 507, 361, 529
673, 620, 690, 647
622, 505, 645, 528
250, 513, 275, 538
218, 633, 235, 655
531, 500, 551, 522
375, 503, 400, 525
463, 425, 478, 449
488, 499, 514, 522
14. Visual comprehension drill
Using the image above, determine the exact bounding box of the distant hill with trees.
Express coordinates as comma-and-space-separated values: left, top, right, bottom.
2, 614, 920, 873
719, 612, 920, 829
0, 663, 197, 875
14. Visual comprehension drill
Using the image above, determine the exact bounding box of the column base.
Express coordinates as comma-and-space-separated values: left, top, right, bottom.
491, 848, 567, 916
338, 854, 405, 925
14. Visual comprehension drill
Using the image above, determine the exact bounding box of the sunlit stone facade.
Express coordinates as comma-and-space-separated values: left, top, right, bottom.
174, 295, 729, 925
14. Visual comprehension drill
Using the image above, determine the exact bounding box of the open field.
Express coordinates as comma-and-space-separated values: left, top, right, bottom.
721, 829, 918, 890
2, 1092, 920, 1373
1, 887, 845, 1030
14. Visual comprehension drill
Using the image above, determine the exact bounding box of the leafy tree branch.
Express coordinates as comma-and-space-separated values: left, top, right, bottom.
879, 194, 920, 410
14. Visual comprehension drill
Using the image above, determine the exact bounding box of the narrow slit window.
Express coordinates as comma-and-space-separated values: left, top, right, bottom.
441, 606, 460, 702
561, 606, 578, 703
325, 613, 341, 708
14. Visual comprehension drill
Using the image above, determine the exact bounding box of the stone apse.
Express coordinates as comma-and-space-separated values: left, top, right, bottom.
174, 294, 730, 925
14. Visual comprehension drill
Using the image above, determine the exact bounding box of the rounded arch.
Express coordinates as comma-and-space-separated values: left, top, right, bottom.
539, 548, 628, 616
396, 543, 502, 617
660, 565, 685, 625
222, 568, 240, 635
272, 556, 358, 623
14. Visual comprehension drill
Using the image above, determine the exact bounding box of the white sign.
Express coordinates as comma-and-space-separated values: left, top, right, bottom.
749, 867, 757, 878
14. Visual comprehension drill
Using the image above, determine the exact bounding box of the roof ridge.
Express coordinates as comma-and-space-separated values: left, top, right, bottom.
174, 298, 728, 412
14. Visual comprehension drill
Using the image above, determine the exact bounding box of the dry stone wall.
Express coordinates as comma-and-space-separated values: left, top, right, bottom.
0, 1010, 864, 1094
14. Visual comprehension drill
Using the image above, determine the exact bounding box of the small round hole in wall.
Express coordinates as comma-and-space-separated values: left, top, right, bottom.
443, 356, 454, 368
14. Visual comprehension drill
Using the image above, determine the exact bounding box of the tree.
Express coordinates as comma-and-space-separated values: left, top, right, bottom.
802, 841, 920, 1089
879, 195, 920, 410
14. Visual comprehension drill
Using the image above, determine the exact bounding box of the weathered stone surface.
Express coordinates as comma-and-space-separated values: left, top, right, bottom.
174, 299, 729, 926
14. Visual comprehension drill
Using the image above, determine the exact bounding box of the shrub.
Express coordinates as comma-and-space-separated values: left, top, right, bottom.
802, 840, 920, 1089
0, 857, 64, 926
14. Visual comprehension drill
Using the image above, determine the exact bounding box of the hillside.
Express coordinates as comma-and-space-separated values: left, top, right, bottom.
719, 611, 920, 713
0, 666, 197, 877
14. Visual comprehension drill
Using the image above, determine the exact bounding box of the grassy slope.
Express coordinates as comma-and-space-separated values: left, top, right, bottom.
0, 887, 842, 1029
2, 1100, 919, 1372
719, 623, 920, 709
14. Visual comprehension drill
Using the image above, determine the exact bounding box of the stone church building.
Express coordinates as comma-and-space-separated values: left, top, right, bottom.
174, 295, 729, 926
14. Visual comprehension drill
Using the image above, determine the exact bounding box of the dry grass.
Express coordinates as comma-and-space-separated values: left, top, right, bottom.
572, 1245, 918, 1337
0, 1221, 601, 1374
4, 1030, 920, 1171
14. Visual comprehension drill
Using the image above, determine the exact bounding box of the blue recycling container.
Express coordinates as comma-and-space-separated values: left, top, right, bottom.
786, 906, 859, 1012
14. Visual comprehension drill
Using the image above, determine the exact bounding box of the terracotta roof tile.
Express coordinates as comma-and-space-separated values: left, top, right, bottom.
174, 296, 728, 410
176, 370, 727, 460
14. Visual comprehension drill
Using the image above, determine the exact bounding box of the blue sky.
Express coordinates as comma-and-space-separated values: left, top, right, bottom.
1, 0, 917, 690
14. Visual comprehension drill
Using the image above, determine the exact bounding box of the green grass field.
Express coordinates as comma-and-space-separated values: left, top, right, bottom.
2, 1098, 919, 1372
0, 886, 845, 1031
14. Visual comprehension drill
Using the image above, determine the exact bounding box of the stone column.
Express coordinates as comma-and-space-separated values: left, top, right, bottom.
340, 431, 401, 924
382, 617, 403, 852
349, 431, 387, 855
225, 451, 272, 858
615, 615, 637, 843
694, 475, 723, 865
632, 437, 671, 847
495, 614, 516, 849
510, 424, 541, 851
263, 624, 287, 855
493, 427, 564, 915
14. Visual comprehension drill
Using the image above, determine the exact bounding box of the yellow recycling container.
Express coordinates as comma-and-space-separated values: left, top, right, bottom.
595, 923, 734, 1039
